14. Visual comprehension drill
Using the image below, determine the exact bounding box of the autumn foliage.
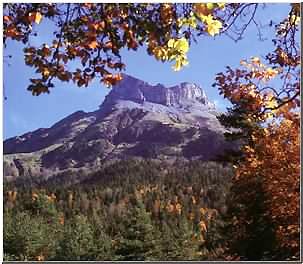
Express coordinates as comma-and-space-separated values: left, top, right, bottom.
214, 3, 300, 260
3, 3, 255, 94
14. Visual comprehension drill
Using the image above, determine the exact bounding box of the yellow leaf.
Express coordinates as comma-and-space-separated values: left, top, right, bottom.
174, 38, 189, 53
178, 16, 197, 28
176, 18, 184, 28
199, 14, 212, 24
251, 56, 261, 65
153, 46, 168, 61
206, 19, 222, 36
263, 67, 279, 81
173, 58, 182, 71
172, 56, 188, 71
200, 15, 222, 36
167, 38, 176, 48
289, 14, 300, 25
188, 16, 197, 28
182, 58, 189, 66
248, 89, 257, 98
217, 3, 226, 9
206, 3, 214, 10
42, 68, 50, 78
265, 95, 278, 109
266, 101, 278, 109
35, 12, 42, 24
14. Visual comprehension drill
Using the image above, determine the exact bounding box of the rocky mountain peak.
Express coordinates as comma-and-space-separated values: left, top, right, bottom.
4, 74, 231, 181
102, 74, 215, 109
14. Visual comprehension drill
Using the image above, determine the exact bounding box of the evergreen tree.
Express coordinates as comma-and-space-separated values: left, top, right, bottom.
91, 213, 114, 260
160, 216, 200, 260
57, 214, 95, 260
115, 198, 161, 260
223, 178, 277, 260
159, 221, 180, 260
3, 212, 16, 260
177, 216, 200, 260
4, 211, 59, 261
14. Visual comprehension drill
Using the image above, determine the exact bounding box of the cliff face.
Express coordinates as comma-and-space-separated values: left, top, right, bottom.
4, 75, 231, 181
103, 74, 215, 109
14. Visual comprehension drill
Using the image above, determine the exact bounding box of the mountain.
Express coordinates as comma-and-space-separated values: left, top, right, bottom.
4, 74, 232, 181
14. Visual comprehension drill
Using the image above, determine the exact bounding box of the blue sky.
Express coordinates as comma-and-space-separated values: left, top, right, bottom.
3, 3, 290, 139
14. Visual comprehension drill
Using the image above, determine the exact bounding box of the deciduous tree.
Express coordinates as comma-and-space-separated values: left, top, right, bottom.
4, 3, 260, 94
214, 3, 300, 260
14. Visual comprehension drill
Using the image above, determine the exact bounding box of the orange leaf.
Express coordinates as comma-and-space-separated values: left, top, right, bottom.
28, 12, 42, 24
4, 15, 11, 22
35, 12, 42, 24
88, 40, 98, 49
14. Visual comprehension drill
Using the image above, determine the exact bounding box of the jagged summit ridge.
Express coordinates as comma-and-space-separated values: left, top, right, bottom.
4, 74, 231, 180
103, 74, 215, 109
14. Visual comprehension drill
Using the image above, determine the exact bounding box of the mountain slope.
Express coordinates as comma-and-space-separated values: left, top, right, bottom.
4, 74, 231, 180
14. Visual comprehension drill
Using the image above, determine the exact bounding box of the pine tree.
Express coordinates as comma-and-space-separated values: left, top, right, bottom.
159, 221, 179, 260
4, 212, 16, 260
57, 214, 95, 260
91, 212, 114, 260
177, 216, 200, 260
115, 198, 161, 260
160, 216, 200, 260
4, 211, 59, 261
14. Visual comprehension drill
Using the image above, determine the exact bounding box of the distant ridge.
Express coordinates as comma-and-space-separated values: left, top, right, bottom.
4, 75, 232, 181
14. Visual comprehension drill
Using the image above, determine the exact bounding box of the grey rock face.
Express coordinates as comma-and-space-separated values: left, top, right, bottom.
103, 74, 215, 109
4, 75, 230, 180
